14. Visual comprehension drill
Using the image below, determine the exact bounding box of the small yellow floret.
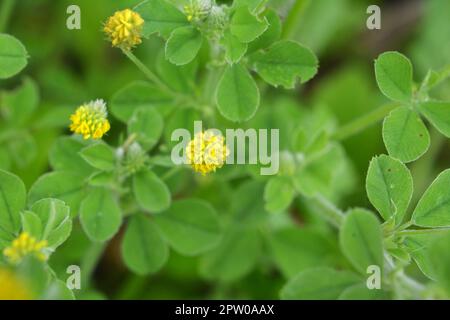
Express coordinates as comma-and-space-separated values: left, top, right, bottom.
3, 232, 48, 265
104, 9, 144, 50
69, 99, 111, 140
0, 268, 33, 300
186, 131, 229, 175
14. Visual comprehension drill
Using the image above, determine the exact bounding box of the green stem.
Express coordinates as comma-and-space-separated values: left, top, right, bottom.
308, 195, 344, 228
123, 49, 197, 107
281, 0, 310, 40
122, 49, 172, 94
397, 227, 450, 237
332, 103, 399, 141
0, 0, 14, 33
80, 241, 107, 289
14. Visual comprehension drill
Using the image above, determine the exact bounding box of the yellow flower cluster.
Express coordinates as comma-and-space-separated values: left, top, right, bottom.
3, 232, 48, 264
104, 9, 144, 50
0, 268, 32, 300
69, 99, 111, 140
186, 131, 229, 175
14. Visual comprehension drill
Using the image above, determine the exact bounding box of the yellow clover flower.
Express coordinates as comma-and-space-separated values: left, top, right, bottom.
3, 232, 48, 264
69, 99, 111, 140
186, 130, 229, 175
0, 268, 33, 300
104, 9, 144, 50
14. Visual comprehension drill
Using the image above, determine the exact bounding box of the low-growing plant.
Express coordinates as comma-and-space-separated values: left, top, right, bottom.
1, 0, 450, 300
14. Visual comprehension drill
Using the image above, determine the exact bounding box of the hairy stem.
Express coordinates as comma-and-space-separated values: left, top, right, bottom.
332, 103, 399, 141
397, 227, 450, 236
308, 195, 345, 228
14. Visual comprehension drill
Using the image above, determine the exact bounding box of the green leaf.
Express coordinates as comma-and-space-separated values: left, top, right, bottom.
200, 226, 261, 282
429, 232, 450, 294
216, 63, 259, 122
122, 214, 168, 275
80, 142, 116, 171
132, 169, 171, 213
135, 0, 189, 39
49, 137, 94, 176
280, 267, 360, 300
28, 172, 86, 217
110, 81, 171, 122
403, 234, 439, 280
230, 6, 268, 43
0, 169, 26, 237
269, 228, 338, 278
413, 169, 450, 227
264, 176, 294, 213
366, 155, 413, 224
339, 208, 383, 275
1, 77, 38, 125
250, 40, 318, 88
338, 284, 389, 300
165, 27, 203, 66
31, 198, 72, 250
418, 101, 450, 137
382, 106, 430, 163
21, 211, 42, 239
223, 31, 247, 64
128, 108, 163, 151
155, 199, 221, 255
0, 34, 28, 79
80, 187, 122, 242
374, 51, 413, 103
248, 9, 281, 53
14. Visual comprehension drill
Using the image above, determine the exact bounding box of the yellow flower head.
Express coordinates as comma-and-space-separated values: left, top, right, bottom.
69, 99, 111, 140
186, 130, 229, 175
104, 9, 144, 50
0, 268, 33, 300
3, 232, 48, 265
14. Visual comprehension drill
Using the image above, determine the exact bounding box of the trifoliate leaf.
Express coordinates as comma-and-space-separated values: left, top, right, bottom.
132, 169, 171, 213
135, 0, 189, 39
165, 27, 203, 66
418, 101, 450, 137
413, 169, 450, 227
0, 170, 26, 237
366, 155, 413, 225
249, 40, 318, 88
154, 199, 222, 255
80, 142, 116, 171
339, 209, 383, 275
80, 188, 122, 242
0, 34, 28, 79
31, 198, 72, 250
122, 214, 168, 275
223, 31, 248, 64
216, 63, 259, 122
374, 51, 413, 103
382, 106, 430, 163
230, 6, 268, 43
